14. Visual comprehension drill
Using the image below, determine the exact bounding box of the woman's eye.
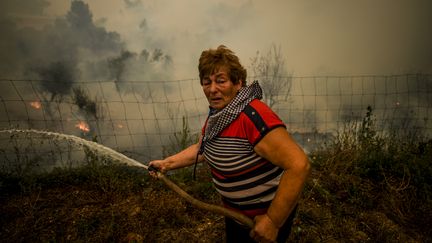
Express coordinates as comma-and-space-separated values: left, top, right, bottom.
217, 78, 225, 83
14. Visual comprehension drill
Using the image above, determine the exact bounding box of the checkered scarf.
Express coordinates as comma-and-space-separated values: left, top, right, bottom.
203, 80, 263, 143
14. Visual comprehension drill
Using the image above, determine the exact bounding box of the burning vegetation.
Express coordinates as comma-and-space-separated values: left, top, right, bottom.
29, 101, 42, 109
75, 121, 90, 133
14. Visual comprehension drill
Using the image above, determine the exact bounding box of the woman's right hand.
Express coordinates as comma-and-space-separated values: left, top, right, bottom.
147, 142, 201, 178
148, 159, 170, 178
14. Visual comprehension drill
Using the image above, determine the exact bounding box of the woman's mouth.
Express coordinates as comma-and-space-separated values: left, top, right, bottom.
211, 97, 222, 102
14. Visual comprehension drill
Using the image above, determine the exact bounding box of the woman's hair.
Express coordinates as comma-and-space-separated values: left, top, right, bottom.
198, 45, 247, 86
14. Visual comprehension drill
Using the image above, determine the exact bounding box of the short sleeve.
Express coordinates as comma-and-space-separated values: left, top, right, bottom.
243, 99, 286, 146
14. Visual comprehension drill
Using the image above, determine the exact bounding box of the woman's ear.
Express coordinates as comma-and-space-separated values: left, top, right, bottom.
235, 80, 243, 91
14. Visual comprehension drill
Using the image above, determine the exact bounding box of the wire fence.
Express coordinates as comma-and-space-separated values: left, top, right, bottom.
0, 74, 431, 173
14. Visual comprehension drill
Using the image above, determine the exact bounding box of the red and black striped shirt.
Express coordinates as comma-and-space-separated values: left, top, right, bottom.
201, 99, 286, 218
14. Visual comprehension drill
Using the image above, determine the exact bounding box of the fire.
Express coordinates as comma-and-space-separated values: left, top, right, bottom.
117, 123, 124, 129
30, 101, 42, 109
75, 121, 90, 133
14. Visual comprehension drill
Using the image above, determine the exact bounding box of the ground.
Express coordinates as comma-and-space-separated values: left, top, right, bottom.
0, 162, 430, 242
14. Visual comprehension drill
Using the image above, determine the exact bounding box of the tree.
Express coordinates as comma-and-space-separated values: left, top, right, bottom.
250, 44, 292, 108
72, 86, 100, 119
107, 50, 136, 83
36, 61, 78, 101
66, 0, 93, 29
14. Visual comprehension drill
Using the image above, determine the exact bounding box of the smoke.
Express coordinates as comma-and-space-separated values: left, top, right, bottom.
2, 0, 431, 79
0, 0, 431, 165
0, 0, 50, 16
107, 49, 173, 94
0, 0, 181, 161
124, 0, 142, 9
0, 0, 174, 85
63, 0, 431, 77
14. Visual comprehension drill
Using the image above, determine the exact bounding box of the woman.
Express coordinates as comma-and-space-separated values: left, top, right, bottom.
149, 45, 310, 243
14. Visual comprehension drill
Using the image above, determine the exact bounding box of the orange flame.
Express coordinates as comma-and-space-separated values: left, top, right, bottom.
30, 101, 42, 109
117, 123, 124, 129
75, 121, 90, 133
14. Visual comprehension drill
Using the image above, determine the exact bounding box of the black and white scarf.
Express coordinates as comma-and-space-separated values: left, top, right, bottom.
202, 80, 263, 145
193, 81, 262, 178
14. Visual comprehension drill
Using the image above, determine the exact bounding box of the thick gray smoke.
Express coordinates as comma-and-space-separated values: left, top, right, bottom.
0, 0, 181, 166
0, 0, 173, 87
0, 0, 431, 169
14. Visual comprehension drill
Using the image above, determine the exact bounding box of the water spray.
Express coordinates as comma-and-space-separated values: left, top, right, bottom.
0, 129, 254, 228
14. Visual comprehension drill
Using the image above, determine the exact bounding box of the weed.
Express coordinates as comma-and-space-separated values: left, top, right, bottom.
163, 116, 198, 157
305, 106, 431, 241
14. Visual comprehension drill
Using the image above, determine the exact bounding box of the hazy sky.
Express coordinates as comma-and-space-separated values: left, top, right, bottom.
2, 0, 432, 78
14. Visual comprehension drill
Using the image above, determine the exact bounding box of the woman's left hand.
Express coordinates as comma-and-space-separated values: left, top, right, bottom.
249, 214, 279, 243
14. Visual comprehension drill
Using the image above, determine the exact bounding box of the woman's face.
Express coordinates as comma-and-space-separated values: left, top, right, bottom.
202, 68, 242, 111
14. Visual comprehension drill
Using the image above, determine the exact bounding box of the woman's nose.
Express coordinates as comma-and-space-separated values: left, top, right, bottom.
209, 81, 218, 93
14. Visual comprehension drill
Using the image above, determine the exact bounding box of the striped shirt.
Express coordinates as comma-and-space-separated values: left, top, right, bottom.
201, 99, 286, 218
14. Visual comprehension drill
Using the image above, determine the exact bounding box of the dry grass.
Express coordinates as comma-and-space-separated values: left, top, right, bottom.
1, 148, 430, 243
0, 165, 225, 242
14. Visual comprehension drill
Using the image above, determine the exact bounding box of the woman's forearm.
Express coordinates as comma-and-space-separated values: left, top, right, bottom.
164, 143, 203, 171
266, 158, 310, 228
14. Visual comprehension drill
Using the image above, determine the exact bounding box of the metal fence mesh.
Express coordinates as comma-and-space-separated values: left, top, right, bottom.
1, 74, 430, 171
